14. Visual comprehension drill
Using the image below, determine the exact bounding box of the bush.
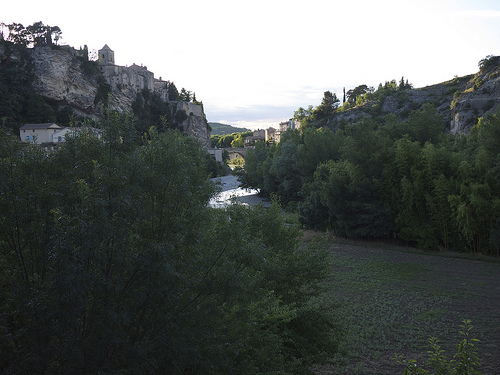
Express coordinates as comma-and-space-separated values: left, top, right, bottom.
393, 320, 481, 375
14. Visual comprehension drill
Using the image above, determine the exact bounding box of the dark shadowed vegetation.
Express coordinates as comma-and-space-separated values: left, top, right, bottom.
0, 111, 340, 374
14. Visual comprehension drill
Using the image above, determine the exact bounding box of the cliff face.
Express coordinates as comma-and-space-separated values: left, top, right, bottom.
26, 45, 209, 146
449, 60, 500, 134
30, 46, 99, 118
176, 102, 210, 147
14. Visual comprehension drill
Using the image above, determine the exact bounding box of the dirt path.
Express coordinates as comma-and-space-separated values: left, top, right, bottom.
319, 240, 500, 375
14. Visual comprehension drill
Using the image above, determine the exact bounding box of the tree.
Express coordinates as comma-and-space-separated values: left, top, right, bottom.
300, 159, 392, 237
230, 130, 253, 148
478, 54, 500, 73
50, 26, 62, 45
346, 84, 368, 104
167, 81, 179, 101
271, 140, 302, 205
178, 87, 192, 102
3, 21, 62, 47
313, 90, 340, 120
294, 105, 314, 130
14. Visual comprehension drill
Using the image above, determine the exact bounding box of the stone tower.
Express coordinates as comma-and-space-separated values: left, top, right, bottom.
98, 44, 114, 65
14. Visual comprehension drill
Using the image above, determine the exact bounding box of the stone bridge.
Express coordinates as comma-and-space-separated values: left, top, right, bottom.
225, 147, 252, 161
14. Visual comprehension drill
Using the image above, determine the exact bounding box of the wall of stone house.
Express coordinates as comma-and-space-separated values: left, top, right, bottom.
154, 80, 169, 101
177, 101, 204, 117
127, 64, 155, 90
101, 64, 155, 92
253, 129, 265, 138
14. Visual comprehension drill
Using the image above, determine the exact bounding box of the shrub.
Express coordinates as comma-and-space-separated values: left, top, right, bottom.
393, 319, 481, 375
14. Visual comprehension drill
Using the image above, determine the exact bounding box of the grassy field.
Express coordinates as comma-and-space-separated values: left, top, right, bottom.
312, 237, 500, 375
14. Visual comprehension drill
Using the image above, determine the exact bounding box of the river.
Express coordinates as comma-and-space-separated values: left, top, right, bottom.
209, 174, 270, 208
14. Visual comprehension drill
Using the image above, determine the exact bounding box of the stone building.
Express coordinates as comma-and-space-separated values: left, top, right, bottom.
97, 44, 172, 102
98, 45, 156, 93
264, 127, 276, 141
274, 119, 299, 143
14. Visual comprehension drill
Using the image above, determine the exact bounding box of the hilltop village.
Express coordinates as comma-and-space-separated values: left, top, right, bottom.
97, 44, 170, 103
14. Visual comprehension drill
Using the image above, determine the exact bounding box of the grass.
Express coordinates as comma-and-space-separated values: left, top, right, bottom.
314, 239, 500, 375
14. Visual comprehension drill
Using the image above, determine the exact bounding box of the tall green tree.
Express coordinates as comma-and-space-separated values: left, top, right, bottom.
313, 91, 340, 121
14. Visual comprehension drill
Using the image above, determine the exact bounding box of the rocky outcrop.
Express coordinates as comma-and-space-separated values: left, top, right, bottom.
324, 69, 500, 135
30, 46, 99, 118
383, 81, 466, 126
449, 60, 500, 134
175, 102, 210, 147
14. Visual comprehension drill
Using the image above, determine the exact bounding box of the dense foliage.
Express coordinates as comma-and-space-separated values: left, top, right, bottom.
211, 130, 253, 148
132, 88, 179, 135
239, 104, 500, 255
0, 112, 340, 373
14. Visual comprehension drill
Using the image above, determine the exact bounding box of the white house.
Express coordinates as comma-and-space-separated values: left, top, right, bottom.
19, 123, 63, 143
20, 123, 102, 144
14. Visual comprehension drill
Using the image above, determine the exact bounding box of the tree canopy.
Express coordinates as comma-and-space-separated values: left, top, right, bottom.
241, 103, 500, 255
0, 112, 340, 373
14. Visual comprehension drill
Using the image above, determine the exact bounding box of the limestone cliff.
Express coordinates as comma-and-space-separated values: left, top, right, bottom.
325, 76, 471, 132
449, 57, 500, 134
30, 46, 99, 118
175, 102, 211, 147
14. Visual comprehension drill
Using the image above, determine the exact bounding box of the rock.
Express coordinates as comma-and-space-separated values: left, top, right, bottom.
30, 46, 99, 117
450, 69, 500, 134
381, 96, 399, 113
176, 102, 210, 147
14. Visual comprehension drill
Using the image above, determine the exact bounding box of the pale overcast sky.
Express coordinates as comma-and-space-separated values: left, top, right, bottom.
3, 0, 500, 129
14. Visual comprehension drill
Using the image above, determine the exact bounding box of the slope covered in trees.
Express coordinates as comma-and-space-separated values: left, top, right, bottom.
0, 112, 340, 373
239, 103, 500, 255
296, 55, 500, 136
209, 122, 251, 135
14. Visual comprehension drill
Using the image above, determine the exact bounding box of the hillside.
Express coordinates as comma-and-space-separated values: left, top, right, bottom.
209, 122, 251, 135
0, 31, 210, 147
307, 56, 500, 135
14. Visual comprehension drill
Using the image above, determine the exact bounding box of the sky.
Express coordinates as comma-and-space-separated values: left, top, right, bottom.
3, 0, 500, 130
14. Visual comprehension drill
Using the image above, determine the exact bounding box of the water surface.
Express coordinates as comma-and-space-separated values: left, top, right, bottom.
209, 175, 269, 208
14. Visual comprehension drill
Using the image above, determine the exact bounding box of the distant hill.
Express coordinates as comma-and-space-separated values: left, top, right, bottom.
209, 122, 251, 135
